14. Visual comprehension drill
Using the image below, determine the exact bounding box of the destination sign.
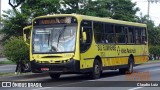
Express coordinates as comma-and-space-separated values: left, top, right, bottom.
34, 17, 77, 25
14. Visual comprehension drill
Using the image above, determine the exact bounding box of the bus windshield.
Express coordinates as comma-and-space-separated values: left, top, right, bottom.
32, 25, 77, 53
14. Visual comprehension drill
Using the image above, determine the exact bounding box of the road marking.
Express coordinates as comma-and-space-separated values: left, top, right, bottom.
32, 87, 52, 90
128, 87, 143, 90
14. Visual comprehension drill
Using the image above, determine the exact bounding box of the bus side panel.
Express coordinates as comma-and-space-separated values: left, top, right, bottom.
80, 44, 148, 71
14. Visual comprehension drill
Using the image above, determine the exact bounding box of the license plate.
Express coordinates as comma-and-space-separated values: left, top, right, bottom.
41, 68, 49, 71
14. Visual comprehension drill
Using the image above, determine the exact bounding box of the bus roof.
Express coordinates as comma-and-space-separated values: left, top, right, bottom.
34, 14, 147, 27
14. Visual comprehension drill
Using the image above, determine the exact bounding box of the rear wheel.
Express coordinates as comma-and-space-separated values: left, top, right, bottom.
119, 57, 134, 74
90, 60, 102, 79
49, 73, 61, 79
126, 58, 134, 74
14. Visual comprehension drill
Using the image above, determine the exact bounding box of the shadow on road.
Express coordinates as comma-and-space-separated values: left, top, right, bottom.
43, 70, 122, 82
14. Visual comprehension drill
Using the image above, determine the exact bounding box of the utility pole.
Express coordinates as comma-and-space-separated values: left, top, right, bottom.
147, 0, 150, 20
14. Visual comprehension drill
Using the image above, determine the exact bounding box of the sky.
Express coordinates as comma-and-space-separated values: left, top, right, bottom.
1, 0, 160, 26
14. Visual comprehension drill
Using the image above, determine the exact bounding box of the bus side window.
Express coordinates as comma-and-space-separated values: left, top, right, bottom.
105, 23, 115, 43
93, 22, 104, 43
127, 27, 135, 44
115, 25, 127, 44
135, 27, 142, 44
142, 28, 147, 44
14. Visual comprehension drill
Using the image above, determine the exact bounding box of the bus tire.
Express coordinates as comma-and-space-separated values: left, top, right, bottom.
90, 60, 101, 79
119, 57, 134, 74
49, 73, 61, 79
126, 57, 134, 74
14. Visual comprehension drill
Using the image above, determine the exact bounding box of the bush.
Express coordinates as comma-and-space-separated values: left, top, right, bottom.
149, 46, 160, 56
3, 37, 29, 63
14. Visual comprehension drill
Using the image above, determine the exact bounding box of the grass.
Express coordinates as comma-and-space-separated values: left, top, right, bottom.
0, 72, 33, 77
0, 72, 15, 77
0, 60, 15, 65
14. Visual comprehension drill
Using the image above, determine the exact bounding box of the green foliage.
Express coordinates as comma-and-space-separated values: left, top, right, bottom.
108, 0, 139, 21
0, 10, 28, 41
0, 0, 140, 41
0, 60, 14, 65
148, 27, 160, 45
136, 14, 160, 45
15, 0, 139, 22
149, 46, 160, 55
20, 0, 60, 18
60, 0, 139, 21
3, 37, 29, 63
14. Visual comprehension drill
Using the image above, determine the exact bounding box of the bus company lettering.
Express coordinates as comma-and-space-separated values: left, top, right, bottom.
97, 45, 116, 51
121, 48, 136, 54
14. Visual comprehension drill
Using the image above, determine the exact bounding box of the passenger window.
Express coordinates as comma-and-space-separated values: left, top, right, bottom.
142, 28, 147, 44
93, 22, 104, 43
105, 23, 115, 43
127, 27, 135, 44
115, 25, 127, 43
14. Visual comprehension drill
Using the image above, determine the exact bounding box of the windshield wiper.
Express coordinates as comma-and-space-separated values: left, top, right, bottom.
48, 33, 50, 47
57, 25, 66, 47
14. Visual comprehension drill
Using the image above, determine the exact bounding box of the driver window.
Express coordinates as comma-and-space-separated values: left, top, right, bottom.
80, 20, 92, 53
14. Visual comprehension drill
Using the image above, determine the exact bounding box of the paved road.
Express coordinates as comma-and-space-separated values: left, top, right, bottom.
0, 63, 160, 90
0, 65, 16, 73
0, 58, 16, 73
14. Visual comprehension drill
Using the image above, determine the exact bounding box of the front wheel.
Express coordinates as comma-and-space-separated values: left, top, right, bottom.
49, 73, 61, 79
90, 60, 102, 79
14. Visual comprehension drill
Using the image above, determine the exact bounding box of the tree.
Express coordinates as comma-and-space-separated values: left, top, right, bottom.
0, 10, 28, 41
107, 0, 139, 21
20, 0, 60, 18
1, 0, 141, 42
149, 45, 160, 60
136, 13, 160, 45
60, 0, 139, 21
10, 0, 139, 22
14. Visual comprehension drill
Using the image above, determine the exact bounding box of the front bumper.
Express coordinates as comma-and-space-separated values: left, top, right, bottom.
30, 59, 80, 73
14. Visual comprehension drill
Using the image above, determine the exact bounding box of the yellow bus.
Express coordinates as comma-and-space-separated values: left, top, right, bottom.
27, 14, 148, 79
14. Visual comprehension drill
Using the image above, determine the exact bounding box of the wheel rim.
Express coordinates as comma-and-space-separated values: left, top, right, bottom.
129, 62, 133, 72
95, 64, 100, 75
